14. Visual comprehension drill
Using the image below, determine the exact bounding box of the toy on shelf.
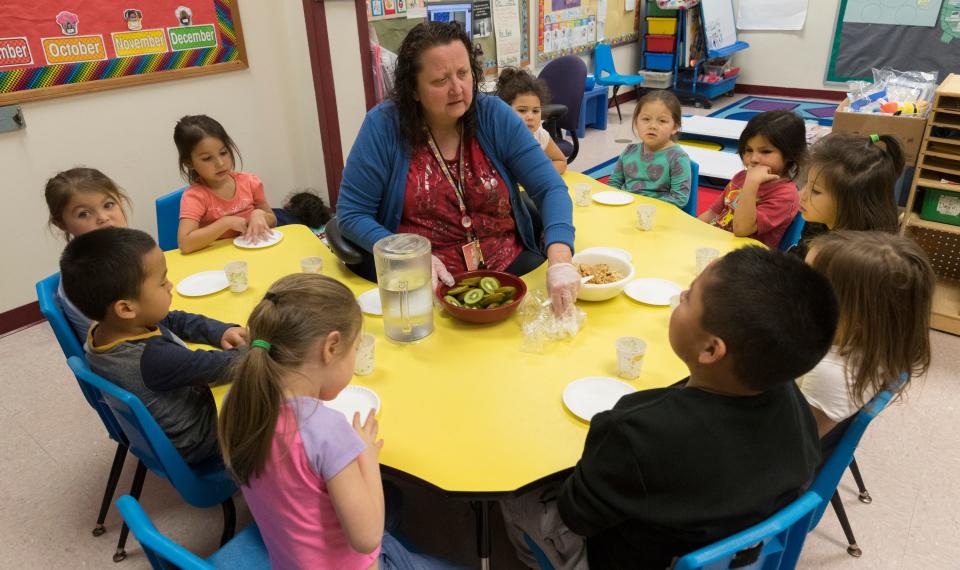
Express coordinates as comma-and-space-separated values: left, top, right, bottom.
846, 67, 938, 118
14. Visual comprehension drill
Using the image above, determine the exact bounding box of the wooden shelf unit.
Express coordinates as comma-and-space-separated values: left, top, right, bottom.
902, 73, 960, 335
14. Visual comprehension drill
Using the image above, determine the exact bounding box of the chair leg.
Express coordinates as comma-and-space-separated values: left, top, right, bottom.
114, 460, 148, 563
849, 457, 872, 504
93, 443, 128, 537
220, 497, 237, 546
830, 491, 862, 558
612, 85, 622, 123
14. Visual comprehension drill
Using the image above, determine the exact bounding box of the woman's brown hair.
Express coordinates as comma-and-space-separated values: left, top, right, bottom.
806, 133, 902, 232
390, 21, 483, 149
44, 167, 131, 239
218, 274, 363, 486
631, 90, 683, 141
809, 231, 934, 406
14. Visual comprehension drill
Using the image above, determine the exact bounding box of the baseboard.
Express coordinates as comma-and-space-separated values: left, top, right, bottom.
0, 301, 43, 338
734, 84, 847, 101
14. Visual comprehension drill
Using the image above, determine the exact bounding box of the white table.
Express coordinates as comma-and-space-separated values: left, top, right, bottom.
682, 144, 744, 180
681, 115, 747, 141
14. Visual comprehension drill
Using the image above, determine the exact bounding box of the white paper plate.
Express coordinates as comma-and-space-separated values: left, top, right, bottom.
562, 377, 636, 422
624, 278, 683, 306
592, 191, 635, 206
579, 246, 632, 264
233, 229, 283, 249
324, 386, 381, 422
175, 270, 228, 297
357, 288, 382, 316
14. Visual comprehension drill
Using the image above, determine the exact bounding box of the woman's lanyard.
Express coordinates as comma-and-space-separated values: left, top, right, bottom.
426, 129, 486, 270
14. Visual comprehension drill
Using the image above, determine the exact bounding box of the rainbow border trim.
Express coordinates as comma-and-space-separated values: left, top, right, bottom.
0, 0, 240, 95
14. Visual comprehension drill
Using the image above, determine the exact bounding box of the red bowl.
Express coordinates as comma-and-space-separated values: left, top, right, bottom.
437, 270, 528, 324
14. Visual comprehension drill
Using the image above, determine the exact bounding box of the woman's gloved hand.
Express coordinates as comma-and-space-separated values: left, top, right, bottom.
546, 262, 580, 316
431, 255, 455, 291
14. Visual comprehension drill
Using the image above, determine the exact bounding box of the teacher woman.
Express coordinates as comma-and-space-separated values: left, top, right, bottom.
336, 22, 580, 314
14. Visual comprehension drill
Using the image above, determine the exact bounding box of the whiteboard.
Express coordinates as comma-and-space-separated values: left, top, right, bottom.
699, 0, 738, 52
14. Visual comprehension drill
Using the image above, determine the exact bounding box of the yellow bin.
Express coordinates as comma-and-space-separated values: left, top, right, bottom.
647, 17, 678, 35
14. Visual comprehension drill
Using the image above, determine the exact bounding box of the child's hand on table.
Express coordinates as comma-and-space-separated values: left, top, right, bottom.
220, 326, 249, 349
243, 210, 272, 243
353, 409, 384, 466
222, 215, 248, 235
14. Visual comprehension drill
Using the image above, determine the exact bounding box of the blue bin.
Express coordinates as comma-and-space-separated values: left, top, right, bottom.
644, 52, 673, 71
585, 73, 596, 91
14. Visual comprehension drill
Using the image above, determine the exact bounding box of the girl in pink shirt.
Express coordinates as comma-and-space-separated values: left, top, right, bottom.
174, 115, 276, 253
218, 274, 456, 570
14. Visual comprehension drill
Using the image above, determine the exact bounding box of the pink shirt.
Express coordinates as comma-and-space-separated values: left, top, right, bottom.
708, 170, 799, 248
242, 398, 379, 570
179, 172, 266, 239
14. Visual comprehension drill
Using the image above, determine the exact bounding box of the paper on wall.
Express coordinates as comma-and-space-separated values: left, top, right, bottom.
736, 0, 807, 31
597, 0, 607, 40
625, 0, 636, 11
494, 0, 522, 68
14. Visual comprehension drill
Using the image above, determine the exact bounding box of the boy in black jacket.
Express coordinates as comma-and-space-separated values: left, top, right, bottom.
503, 246, 838, 570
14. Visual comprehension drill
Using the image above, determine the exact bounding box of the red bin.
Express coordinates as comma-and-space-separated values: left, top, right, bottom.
645, 34, 675, 53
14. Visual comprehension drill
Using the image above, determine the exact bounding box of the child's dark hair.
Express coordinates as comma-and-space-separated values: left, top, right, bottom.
737, 110, 807, 179
806, 133, 903, 232
60, 227, 157, 321
44, 167, 131, 239
173, 115, 242, 183
699, 246, 838, 391
495, 67, 550, 106
219, 274, 363, 485
283, 191, 331, 228
631, 90, 683, 140
809, 231, 933, 405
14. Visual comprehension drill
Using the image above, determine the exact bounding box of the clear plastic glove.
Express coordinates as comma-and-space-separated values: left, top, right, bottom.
431, 254, 455, 292
546, 262, 581, 316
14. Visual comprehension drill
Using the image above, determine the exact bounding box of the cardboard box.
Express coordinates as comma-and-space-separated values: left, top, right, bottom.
831, 100, 928, 166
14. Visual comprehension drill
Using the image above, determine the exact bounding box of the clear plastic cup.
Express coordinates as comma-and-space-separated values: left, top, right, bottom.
300, 256, 324, 274
574, 183, 592, 207
616, 336, 647, 380
224, 261, 248, 293
354, 333, 375, 376
696, 248, 720, 275
636, 204, 657, 231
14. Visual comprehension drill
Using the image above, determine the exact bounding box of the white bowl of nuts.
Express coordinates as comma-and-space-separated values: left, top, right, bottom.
572, 251, 636, 302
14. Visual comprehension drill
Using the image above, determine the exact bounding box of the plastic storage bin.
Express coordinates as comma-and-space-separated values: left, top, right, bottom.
646, 0, 676, 17
640, 70, 673, 89
644, 52, 674, 71
645, 34, 675, 53
647, 17, 678, 35
920, 188, 960, 226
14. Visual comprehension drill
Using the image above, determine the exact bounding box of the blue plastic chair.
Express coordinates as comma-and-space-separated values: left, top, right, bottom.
807, 380, 901, 558
156, 187, 186, 251
593, 43, 644, 124
117, 496, 269, 569
683, 160, 700, 217
67, 356, 238, 563
672, 491, 823, 570
36, 273, 130, 538
778, 213, 805, 252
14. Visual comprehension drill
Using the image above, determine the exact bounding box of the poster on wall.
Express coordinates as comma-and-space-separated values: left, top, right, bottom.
0, 0, 246, 104
843, 0, 943, 27
494, 0, 522, 67
736, 0, 807, 31
474, 0, 493, 38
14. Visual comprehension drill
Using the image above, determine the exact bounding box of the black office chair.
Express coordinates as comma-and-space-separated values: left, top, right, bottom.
538, 55, 587, 164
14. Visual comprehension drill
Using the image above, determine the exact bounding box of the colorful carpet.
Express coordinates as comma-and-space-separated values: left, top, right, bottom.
707, 96, 838, 125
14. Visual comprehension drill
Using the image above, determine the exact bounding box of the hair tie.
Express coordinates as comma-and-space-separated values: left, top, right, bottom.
869, 134, 880, 143
264, 291, 280, 304
251, 339, 272, 351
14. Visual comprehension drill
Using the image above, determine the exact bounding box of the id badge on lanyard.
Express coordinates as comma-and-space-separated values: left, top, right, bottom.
428, 130, 486, 270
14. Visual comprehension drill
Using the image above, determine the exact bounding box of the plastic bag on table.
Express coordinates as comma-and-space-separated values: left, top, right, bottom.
517, 289, 586, 353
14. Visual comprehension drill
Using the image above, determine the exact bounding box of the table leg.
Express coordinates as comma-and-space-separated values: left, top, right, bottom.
473, 500, 492, 570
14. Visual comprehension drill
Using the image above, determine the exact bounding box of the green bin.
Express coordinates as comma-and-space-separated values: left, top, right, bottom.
647, 0, 677, 17
920, 188, 960, 226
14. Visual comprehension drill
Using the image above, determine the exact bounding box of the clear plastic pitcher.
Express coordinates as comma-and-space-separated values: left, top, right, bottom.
373, 233, 434, 342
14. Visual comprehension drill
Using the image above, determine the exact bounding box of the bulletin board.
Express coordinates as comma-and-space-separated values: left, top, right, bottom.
537, 0, 639, 64
368, 0, 530, 74
0, 0, 246, 105
827, 0, 960, 83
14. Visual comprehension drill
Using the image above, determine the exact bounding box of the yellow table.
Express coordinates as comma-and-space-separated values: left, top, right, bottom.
166, 172, 756, 496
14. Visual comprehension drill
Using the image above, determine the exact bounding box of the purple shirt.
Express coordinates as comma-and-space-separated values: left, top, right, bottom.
242, 397, 377, 570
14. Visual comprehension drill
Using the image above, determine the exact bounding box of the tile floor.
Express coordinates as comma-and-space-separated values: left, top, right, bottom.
3, 96, 958, 569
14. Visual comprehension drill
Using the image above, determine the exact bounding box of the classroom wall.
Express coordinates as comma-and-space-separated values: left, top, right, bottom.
1, 1, 326, 314
732, 0, 845, 92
